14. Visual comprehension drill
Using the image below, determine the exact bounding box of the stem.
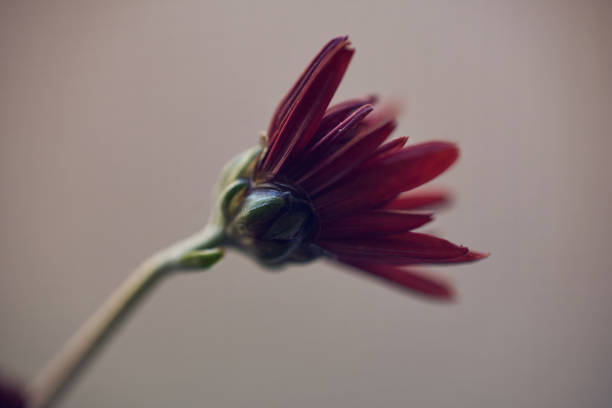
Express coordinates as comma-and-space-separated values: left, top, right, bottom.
26, 226, 224, 408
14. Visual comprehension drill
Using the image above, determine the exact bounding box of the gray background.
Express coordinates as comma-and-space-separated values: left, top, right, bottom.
1, 1, 611, 407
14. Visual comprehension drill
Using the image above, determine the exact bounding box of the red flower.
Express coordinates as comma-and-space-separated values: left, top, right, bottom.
224, 36, 486, 299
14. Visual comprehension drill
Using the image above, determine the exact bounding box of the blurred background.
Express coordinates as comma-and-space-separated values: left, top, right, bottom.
1, 1, 611, 407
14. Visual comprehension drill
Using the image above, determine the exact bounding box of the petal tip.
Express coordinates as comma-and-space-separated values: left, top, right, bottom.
464, 251, 490, 262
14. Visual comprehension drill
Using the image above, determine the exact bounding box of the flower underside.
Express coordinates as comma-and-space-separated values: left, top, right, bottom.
219, 36, 486, 299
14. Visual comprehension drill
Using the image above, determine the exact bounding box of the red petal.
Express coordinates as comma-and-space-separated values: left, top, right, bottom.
319, 231, 469, 262
314, 142, 459, 215
312, 95, 378, 145
341, 260, 454, 299
285, 103, 376, 180
384, 189, 452, 210
293, 104, 374, 175
326, 249, 487, 266
360, 136, 407, 167
267, 37, 346, 140
259, 38, 354, 176
298, 114, 394, 195
427, 251, 489, 263
359, 99, 403, 132
370, 136, 408, 156
318, 211, 433, 239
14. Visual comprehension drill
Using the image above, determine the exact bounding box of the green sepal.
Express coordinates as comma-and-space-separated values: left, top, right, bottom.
216, 146, 262, 194
210, 145, 262, 230
262, 210, 309, 240
219, 178, 250, 223
178, 248, 224, 270
231, 188, 287, 237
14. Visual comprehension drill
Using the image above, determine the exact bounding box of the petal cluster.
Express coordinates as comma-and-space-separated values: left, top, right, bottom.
246, 36, 486, 299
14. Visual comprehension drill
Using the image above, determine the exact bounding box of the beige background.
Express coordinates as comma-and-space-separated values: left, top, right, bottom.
1, 1, 611, 407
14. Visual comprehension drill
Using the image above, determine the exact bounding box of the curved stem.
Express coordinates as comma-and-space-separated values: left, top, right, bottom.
26, 226, 224, 408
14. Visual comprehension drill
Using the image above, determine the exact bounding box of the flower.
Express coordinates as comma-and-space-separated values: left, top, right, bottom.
218, 36, 486, 299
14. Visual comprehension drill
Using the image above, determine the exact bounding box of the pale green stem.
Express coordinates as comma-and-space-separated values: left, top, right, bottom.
26, 226, 224, 408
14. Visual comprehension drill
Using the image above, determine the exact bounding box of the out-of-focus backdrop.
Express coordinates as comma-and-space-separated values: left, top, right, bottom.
1, 1, 611, 407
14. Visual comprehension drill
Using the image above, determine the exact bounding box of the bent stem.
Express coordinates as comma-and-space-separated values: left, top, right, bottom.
27, 226, 225, 408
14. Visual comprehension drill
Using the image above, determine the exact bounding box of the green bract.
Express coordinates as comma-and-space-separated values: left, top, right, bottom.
211, 146, 261, 228
212, 147, 320, 265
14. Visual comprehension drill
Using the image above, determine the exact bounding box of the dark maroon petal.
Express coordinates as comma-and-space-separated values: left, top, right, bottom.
319, 231, 469, 262
359, 135, 407, 168
314, 142, 459, 215
312, 95, 378, 144
331, 251, 486, 266
341, 261, 454, 299
426, 251, 489, 263
359, 100, 402, 131
367, 136, 407, 157
317, 211, 433, 239
298, 112, 396, 195
259, 38, 354, 176
292, 104, 373, 174
384, 189, 452, 210
267, 37, 346, 141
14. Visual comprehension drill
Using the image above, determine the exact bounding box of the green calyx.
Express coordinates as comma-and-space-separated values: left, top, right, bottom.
216, 146, 262, 194
211, 145, 320, 266
225, 184, 319, 265
178, 248, 224, 270
231, 188, 288, 237
211, 146, 262, 229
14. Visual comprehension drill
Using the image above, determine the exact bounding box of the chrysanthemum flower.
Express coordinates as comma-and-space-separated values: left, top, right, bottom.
22, 35, 489, 408
218, 36, 487, 299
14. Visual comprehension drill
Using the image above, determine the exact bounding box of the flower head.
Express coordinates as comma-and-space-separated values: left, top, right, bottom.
217, 36, 486, 299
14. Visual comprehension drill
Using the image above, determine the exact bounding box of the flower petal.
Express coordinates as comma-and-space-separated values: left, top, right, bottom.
259, 37, 354, 176
384, 189, 452, 210
358, 136, 408, 169
298, 112, 396, 195
293, 104, 374, 177
341, 261, 454, 299
317, 210, 433, 239
267, 37, 346, 140
358, 99, 403, 133
319, 231, 469, 262
314, 142, 459, 214
312, 95, 378, 146
323, 247, 486, 265
426, 251, 489, 263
